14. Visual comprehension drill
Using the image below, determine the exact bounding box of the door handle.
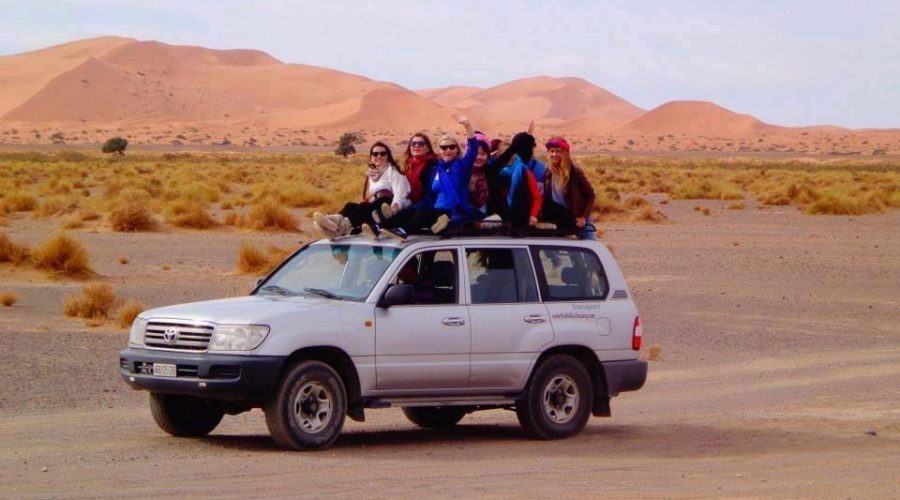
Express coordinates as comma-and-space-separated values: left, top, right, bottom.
523, 314, 547, 324
442, 317, 466, 326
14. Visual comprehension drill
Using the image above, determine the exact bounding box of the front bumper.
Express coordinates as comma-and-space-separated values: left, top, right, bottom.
602, 359, 648, 396
119, 347, 285, 402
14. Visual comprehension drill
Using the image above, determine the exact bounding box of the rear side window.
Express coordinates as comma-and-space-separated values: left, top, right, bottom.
532, 246, 609, 301
466, 248, 538, 304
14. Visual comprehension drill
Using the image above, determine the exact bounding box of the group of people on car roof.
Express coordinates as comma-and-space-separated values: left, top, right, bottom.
313, 115, 598, 241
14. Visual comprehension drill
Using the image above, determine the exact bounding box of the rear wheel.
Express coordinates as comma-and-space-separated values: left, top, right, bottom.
264, 360, 347, 450
402, 406, 467, 428
516, 354, 593, 439
149, 393, 224, 437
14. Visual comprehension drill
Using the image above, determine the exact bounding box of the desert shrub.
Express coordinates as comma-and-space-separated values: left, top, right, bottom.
116, 299, 144, 328
592, 191, 624, 215
0, 290, 18, 306
165, 199, 217, 229
101, 137, 128, 155
31, 233, 94, 277
36, 196, 79, 218
334, 132, 357, 157
805, 190, 886, 215
2, 192, 38, 212
622, 195, 651, 210
237, 242, 291, 274
727, 201, 746, 210
630, 204, 667, 223
672, 179, 743, 200
279, 184, 331, 208
64, 282, 116, 319
243, 200, 297, 231
0, 232, 31, 265
110, 202, 156, 231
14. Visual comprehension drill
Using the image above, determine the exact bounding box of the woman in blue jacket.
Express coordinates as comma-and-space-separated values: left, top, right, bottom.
376, 116, 478, 238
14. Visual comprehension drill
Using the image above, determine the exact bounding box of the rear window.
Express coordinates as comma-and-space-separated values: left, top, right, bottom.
532, 246, 609, 301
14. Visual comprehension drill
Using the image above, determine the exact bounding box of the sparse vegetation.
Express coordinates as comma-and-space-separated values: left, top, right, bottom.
31, 233, 93, 277
116, 299, 144, 328
101, 136, 128, 155
237, 242, 291, 274
0, 290, 18, 306
64, 282, 116, 319
0, 232, 31, 265
110, 202, 156, 231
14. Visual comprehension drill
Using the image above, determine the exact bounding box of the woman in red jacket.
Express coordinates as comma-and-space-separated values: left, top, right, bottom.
540, 137, 597, 239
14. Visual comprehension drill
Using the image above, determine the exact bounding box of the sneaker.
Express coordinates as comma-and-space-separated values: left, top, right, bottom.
371, 210, 381, 224
535, 222, 557, 230
483, 214, 502, 222
313, 212, 338, 232
430, 214, 450, 233
360, 223, 378, 240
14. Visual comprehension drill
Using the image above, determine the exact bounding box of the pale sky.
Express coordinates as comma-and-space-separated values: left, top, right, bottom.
2, 0, 898, 128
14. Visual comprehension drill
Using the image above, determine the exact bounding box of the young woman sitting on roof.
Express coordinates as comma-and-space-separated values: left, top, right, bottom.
539, 136, 597, 240
376, 116, 479, 238
312, 141, 410, 238
485, 131, 544, 228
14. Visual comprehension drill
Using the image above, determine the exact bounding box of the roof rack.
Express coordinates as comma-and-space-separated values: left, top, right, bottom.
439, 221, 580, 239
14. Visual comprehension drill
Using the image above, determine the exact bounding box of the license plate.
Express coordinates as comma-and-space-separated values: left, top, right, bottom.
152, 363, 177, 377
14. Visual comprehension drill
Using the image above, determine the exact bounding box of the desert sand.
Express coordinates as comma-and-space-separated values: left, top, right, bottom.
1, 37, 899, 154
0, 191, 898, 498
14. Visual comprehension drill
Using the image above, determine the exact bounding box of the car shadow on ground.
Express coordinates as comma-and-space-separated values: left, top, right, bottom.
201, 421, 816, 457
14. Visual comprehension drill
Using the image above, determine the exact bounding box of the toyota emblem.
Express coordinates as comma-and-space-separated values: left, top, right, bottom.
163, 328, 179, 343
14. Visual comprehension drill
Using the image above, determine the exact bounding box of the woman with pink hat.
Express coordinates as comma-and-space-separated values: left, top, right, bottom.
540, 137, 597, 239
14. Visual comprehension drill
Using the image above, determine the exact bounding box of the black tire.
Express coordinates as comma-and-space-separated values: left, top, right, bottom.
402, 406, 467, 428
149, 393, 224, 437
516, 354, 593, 440
264, 360, 347, 450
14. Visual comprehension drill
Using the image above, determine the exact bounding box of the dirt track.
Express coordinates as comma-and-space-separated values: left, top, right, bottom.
1, 199, 898, 498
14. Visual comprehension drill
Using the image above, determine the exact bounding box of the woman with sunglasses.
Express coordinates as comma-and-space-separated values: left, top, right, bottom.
540, 136, 597, 239
312, 141, 409, 238
379, 116, 478, 237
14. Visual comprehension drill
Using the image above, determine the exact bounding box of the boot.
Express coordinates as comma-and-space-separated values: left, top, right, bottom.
360, 223, 378, 240
313, 220, 336, 239
313, 212, 338, 232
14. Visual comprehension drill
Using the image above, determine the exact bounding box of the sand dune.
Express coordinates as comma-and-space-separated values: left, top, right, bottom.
0, 36, 897, 154
620, 101, 775, 138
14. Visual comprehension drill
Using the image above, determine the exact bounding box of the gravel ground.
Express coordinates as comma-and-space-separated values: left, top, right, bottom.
1, 198, 898, 498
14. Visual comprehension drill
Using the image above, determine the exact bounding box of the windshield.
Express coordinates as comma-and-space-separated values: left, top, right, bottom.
257, 243, 402, 302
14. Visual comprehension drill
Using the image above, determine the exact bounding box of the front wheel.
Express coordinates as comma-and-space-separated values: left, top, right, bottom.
149, 393, 224, 437
516, 355, 593, 440
264, 360, 347, 450
402, 406, 468, 428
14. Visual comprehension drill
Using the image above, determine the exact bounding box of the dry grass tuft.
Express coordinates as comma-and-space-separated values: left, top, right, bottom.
237, 242, 291, 274
622, 195, 651, 210
2, 192, 38, 212
31, 233, 93, 277
0, 232, 31, 265
119, 256, 129, 265
647, 344, 662, 361
630, 204, 667, 223
727, 201, 746, 210
672, 179, 743, 200
805, 190, 886, 215
242, 200, 297, 231
64, 282, 117, 319
110, 202, 156, 231
1, 290, 18, 306
165, 199, 218, 229
116, 299, 144, 328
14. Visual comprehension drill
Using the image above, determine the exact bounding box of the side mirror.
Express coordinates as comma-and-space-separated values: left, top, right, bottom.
378, 284, 414, 308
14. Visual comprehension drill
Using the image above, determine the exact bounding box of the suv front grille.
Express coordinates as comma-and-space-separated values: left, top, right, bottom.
144, 321, 214, 352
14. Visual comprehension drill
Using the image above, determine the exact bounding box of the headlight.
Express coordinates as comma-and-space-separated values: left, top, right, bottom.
209, 324, 270, 352
129, 317, 148, 346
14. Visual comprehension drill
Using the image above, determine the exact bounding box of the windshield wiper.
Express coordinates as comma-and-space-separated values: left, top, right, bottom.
259, 285, 297, 296
302, 287, 344, 300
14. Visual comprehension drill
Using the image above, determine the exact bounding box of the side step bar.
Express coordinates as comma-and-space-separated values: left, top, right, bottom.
365, 395, 519, 408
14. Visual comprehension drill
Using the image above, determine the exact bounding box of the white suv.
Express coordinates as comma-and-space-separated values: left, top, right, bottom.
120, 233, 647, 450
